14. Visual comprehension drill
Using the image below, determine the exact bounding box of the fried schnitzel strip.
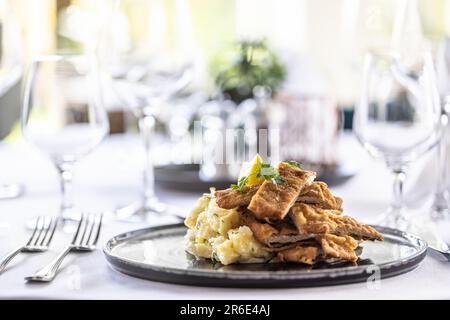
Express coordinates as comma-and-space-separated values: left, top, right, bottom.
215, 185, 259, 209
277, 246, 320, 265
297, 181, 343, 212
242, 212, 314, 249
318, 234, 359, 262
289, 203, 383, 241
247, 163, 316, 222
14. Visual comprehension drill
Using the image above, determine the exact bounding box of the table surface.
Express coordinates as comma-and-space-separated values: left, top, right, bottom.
1, 133, 449, 300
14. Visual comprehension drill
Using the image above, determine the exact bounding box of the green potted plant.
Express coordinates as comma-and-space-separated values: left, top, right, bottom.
210, 39, 286, 104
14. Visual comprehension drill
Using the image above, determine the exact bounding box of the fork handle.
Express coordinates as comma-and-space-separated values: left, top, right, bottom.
0, 246, 24, 274
25, 245, 72, 282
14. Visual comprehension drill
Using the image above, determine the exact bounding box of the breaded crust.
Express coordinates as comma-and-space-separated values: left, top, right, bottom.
297, 181, 343, 212
289, 203, 383, 241
242, 212, 315, 249
215, 185, 259, 209
247, 163, 316, 221
277, 246, 320, 265
318, 234, 359, 262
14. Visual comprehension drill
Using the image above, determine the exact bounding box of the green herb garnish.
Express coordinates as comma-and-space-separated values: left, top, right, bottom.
231, 176, 249, 193
230, 162, 285, 191
257, 163, 284, 184
286, 160, 302, 169
272, 175, 285, 184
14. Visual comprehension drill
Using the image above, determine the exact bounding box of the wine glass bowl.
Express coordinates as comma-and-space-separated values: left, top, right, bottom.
354, 52, 441, 229
108, 0, 194, 115
109, 0, 195, 221
22, 54, 109, 221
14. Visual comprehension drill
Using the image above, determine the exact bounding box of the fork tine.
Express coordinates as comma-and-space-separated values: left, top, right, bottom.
84, 214, 97, 246
32, 216, 48, 246
36, 217, 52, 246
26, 216, 43, 246
30, 216, 45, 246
41, 217, 58, 246
43, 216, 59, 246
71, 213, 86, 245
91, 213, 103, 246
77, 214, 92, 246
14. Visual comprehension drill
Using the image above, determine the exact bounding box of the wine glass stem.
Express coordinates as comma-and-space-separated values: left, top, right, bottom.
431, 112, 450, 215
57, 163, 74, 216
436, 114, 449, 195
391, 167, 407, 212
139, 115, 156, 202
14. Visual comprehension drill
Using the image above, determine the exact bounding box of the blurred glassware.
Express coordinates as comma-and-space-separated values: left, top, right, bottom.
225, 86, 274, 178
158, 91, 207, 165
431, 39, 450, 219
0, 0, 23, 199
197, 97, 234, 182
22, 54, 109, 221
354, 51, 441, 230
431, 99, 450, 219
273, 52, 341, 176
225, 98, 257, 178
106, 0, 195, 221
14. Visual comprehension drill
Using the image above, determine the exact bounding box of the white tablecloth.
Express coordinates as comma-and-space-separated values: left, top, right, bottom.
1, 134, 449, 300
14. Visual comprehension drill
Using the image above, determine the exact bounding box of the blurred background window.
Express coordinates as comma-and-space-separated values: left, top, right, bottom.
2, 0, 450, 140
7, 0, 450, 97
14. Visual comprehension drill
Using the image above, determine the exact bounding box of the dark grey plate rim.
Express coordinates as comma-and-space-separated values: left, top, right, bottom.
103, 223, 427, 287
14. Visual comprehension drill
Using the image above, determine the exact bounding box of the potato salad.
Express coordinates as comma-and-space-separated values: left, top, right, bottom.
184, 189, 273, 265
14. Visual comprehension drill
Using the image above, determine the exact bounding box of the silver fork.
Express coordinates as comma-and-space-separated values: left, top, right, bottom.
25, 213, 103, 282
0, 216, 58, 274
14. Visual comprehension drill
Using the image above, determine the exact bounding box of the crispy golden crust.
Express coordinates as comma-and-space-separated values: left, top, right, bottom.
242, 212, 314, 248
289, 203, 383, 241
297, 181, 343, 212
318, 234, 359, 262
247, 163, 316, 222
334, 216, 384, 241
289, 203, 338, 234
215, 186, 259, 209
277, 246, 320, 265
242, 213, 279, 245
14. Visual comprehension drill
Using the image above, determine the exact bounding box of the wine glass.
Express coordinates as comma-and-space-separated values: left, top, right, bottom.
431, 39, 450, 219
107, 0, 195, 221
22, 54, 109, 221
430, 97, 450, 219
354, 51, 441, 230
